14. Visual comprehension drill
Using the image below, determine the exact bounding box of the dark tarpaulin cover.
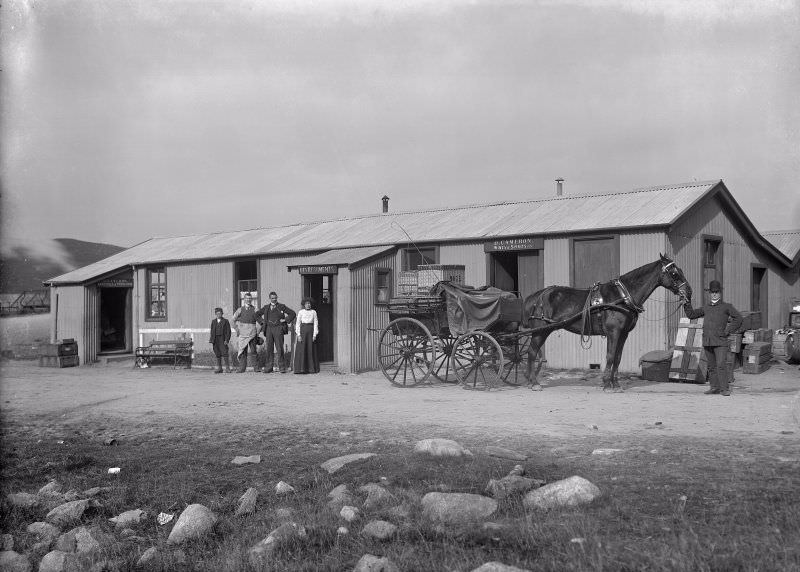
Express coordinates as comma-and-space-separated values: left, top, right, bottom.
431, 282, 519, 336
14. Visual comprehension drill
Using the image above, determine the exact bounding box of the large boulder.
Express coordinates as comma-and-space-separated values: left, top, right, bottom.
320, 453, 377, 474
523, 476, 600, 510
235, 488, 259, 517
353, 553, 400, 572
414, 439, 472, 458
0, 551, 31, 572
360, 520, 397, 541
422, 492, 497, 524
45, 500, 90, 527
37, 551, 68, 572
167, 504, 218, 545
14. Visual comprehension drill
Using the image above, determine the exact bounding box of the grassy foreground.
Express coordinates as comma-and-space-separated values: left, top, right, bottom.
1, 417, 799, 571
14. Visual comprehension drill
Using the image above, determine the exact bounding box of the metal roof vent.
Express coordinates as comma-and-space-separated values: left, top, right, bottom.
555, 178, 564, 196
382, 195, 390, 213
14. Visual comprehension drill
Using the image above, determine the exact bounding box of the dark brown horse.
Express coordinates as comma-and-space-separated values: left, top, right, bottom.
523, 254, 691, 391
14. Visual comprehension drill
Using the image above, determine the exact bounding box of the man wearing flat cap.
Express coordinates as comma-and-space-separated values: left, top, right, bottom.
208, 307, 232, 374
683, 280, 742, 396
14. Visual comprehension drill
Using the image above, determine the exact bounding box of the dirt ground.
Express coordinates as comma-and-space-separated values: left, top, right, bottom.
1, 360, 798, 441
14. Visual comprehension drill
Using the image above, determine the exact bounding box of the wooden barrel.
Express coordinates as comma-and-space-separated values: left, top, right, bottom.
774, 331, 800, 364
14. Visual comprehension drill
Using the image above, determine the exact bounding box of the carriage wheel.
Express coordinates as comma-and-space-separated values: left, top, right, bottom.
431, 335, 459, 383
378, 318, 436, 387
499, 334, 532, 386
451, 331, 504, 390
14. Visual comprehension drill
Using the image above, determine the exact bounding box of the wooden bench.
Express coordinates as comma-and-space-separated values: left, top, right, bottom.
135, 339, 193, 369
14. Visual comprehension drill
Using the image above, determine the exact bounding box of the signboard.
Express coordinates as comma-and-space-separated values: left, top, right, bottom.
298, 265, 339, 275
97, 279, 134, 288
484, 237, 544, 252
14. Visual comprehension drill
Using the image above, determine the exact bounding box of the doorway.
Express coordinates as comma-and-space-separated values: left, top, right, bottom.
751, 265, 768, 321
303, 274, 335, 363
99, 287, 131, 352
489, 251, 542, 299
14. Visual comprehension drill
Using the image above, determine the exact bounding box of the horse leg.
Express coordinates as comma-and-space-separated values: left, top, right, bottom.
602, 331, 619, 391
526, 334, 548, 391
610, 330, 630, 392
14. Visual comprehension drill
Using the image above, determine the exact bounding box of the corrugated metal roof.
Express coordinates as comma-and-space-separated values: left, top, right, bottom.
47, 181, 722, 284
286, 246, 396, 267
762, 229, 800, 262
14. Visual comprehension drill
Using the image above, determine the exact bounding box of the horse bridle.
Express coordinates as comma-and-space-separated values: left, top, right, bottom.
661, 260, 689, 297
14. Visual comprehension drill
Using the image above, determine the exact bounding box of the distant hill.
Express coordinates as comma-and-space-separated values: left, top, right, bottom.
0, 238, 126, 293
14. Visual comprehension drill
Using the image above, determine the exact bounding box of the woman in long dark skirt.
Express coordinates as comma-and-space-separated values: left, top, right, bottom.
293, 298, 319, 374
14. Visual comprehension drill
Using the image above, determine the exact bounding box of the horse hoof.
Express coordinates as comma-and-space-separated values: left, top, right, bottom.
529, 384, 543, 391
613, 386, 624, 393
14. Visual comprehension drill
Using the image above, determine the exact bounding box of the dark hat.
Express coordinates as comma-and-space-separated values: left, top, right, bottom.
214, 307, 223, 313
708, 280, 722, 292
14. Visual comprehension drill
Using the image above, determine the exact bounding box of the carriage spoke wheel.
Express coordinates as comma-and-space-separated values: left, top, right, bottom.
452, 331, 504, 390
378, 318, 435, 387
431, 335, 459, 383
499, 334, 532, 386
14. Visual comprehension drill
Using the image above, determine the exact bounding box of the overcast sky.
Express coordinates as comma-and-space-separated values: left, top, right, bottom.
2, 0, 798, 254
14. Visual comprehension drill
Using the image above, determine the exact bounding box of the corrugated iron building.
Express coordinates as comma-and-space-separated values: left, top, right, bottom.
46, 180, 800, 373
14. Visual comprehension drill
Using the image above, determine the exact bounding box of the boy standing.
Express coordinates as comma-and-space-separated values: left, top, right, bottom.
208, 307, 232, 373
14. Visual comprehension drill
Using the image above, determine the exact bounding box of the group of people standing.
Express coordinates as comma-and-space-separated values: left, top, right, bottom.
207, 291, 320, 375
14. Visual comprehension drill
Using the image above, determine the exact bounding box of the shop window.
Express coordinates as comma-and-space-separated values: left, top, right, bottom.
375, 268, 392, 305
235, 260, 258, 308
146, 267, 167, 321
401, 247, 437, 270
570, 236, 619, 288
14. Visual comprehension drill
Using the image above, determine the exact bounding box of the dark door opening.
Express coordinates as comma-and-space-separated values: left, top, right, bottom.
751, 266, 768, 320
235, 260, 259, 309
303, 274, 335, 363
702, 237, 722, 305
100, 287, 131, 353
490, 253, 518, 293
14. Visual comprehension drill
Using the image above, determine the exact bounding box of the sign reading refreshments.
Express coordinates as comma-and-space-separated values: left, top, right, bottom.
97, 279, 134, 288
298, 265, 339, 275
484, 237, 544, 252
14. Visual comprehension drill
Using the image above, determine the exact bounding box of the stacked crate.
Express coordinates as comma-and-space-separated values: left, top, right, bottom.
38, 339, 79, 368
742, 341, 772, 374
398, 265, 466, 296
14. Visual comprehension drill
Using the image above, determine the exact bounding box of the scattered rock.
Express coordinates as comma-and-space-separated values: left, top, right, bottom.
103, 438, 117, 446
235, 488, 259, 517
414, 439, 472, 457
353, 553, 400, 572
248, 522, 306, 566
337, 526, 348, 536
471, 562, 531, 572
109, 509, 146, 530
274, 507, 294, 520
508, 465, 525, 477
340, 506, 361, 522
136, 546, 158, 567
275, 481, 295, 495
74, 527, 114, 553
485, 476, 541, 500
82, 487, 112, 498
523, 476, 601, 510
484, 446, 527, 461
231, 455, 261, 465
0, 551, 31, 572
166, 504, 218, 545
31, 542, 52, 559
360, 484, 396, 510
422, 492, 497, 524
591, 448, 623, 456
54, 529, 77, 552
327, 484, 357, 510
45, 500, 90, 527
118, 529, 135, 539
6, 493, 39, 509
1, 534, 13, 551
320, 453, 377, 474
38, 551, 68, 572
586, 424, 599, 430
361, 520, 397, 541
39, 481, 63, 496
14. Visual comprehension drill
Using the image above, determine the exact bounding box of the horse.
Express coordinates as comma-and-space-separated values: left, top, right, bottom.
523, 254, 691, 391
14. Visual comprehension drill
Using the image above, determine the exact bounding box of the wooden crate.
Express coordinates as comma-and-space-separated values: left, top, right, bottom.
742, 329, 773, 344
743, 342, 772, 365
728, 334, 742, 353
417, 264, 466, 290
742, 361, 770, 374
669, 317, 707, 383
38, 339, 78, 357
38, 355, 79, 368
397, 271, 419, 296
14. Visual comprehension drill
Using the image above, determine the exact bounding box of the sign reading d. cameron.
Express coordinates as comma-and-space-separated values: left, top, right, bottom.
298, 265, 339, 275
484, 237, 544, 253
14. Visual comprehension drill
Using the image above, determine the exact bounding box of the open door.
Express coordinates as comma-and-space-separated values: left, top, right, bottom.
303, 274, 335, 363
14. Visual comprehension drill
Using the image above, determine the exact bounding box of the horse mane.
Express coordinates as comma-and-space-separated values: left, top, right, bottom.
618, 259, 662, 285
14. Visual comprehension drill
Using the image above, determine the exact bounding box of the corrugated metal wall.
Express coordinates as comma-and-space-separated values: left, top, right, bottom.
350, 252, 397, 372
259, 255, 310, 310
439, 242, 488, 287
541, 232, 671, 372
669, 195, 800, 330
84, 286, 100, 363
53, 285, 85, 361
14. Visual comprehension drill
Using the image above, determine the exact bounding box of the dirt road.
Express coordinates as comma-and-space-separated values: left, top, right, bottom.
1, 361, 798, 440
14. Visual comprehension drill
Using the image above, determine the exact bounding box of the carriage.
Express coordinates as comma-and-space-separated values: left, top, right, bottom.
376, 255, 692, 391
377, 281, 539, 390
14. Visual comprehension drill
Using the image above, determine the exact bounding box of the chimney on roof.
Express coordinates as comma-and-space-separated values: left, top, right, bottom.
381, 195, 390, 213
555, 178, 564, 196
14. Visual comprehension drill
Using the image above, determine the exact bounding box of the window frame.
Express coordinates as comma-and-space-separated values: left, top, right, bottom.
569, 234, 620, 288
145, 266, 168, 322
401, 246, 439, 271
374, 268, 392, 305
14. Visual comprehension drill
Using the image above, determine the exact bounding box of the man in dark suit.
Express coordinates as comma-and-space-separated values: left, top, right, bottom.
208, 307, 232, 374
683, 280, 742, 396
257, 291, 296, 373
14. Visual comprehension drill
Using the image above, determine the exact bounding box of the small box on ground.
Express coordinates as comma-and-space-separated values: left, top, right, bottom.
38, 354, 79, 368
742, 342, 772, 374
38, 339, 78, 357
639, 350, 673, 382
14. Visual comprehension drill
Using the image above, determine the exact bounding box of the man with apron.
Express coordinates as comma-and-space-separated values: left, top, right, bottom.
232, 293, 262, 373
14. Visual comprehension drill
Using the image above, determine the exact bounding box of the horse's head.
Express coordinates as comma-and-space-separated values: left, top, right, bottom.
658, 254, 692, 301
